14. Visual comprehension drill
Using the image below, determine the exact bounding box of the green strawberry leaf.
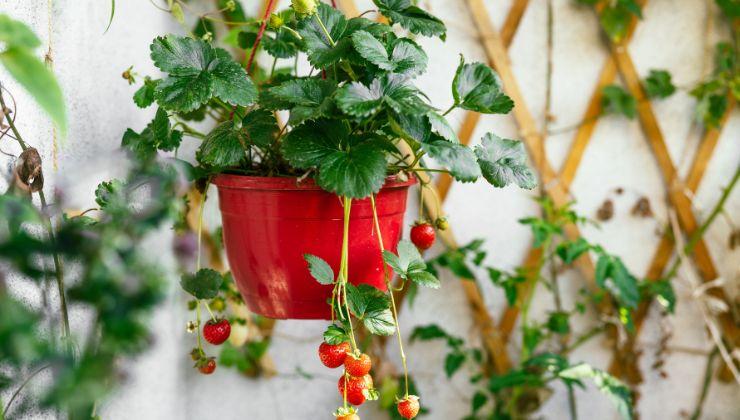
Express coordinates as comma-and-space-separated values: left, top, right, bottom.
180, 269, 223, 299
155, 72, 213, 113
304, 254, 335, 285
281, 119, 347, 169
133, 78, 160, 108
555, 238, 592, 264
323, 325, 349, 344
422, 136, 481, 183
351, 30, 394, 70
150, 35, 256, 112
643, 69, 675, 99
317, 141, 387, 199
390, 38, 427, 77
336, 74, 429, 118
210, 49, 258, 107
453, 57, 513, 114
382, 240, 440, 288
559, 364, 633, 420
426, 111, 458, 143
474, 133, 537, 189
346, 284, 395, 336
242, 109, 279, 147
297, 3, 351, 68
262, 28, 300, 59
602, 85, 636, 118
595, 254, 640, 310
372, 0, 446, 39
197, 120, 247, 168
266, 78, 337, 126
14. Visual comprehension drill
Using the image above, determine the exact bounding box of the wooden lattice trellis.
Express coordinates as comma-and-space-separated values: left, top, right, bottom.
192, 0, 737, 388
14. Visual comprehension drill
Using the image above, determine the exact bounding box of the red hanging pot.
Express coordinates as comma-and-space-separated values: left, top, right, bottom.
212, 174, 416, 320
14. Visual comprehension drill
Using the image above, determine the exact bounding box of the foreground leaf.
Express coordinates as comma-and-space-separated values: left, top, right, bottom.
0, 47, 67, 136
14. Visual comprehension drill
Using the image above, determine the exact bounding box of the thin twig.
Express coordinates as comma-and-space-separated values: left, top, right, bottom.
3, 365, 51, 415
690, 346, 719, 420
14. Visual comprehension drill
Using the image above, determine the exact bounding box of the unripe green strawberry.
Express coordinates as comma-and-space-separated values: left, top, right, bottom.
291, 0, 317, 16
269, 14, 284, 29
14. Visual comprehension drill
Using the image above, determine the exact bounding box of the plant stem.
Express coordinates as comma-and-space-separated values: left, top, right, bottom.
564, 326, 605, 354
0, 89, 71, 345
3, 365, 50, 416
245, 0, 276, 73
665, 164, 740, 280
441, 103, 457, 116
520, 236, 552, 361
690, 346, 718, 420
196, 182, 209, 271
370, 195, 410, 396
340, 196, 359, 351
314, 13, 335, 47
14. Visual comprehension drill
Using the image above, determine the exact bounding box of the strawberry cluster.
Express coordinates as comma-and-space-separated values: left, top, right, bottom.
318, 340, 377, 419
191, 318, 232, 375
319, 340, 420, 419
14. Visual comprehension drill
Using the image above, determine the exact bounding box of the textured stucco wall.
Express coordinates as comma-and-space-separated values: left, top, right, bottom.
1, 0, 738, 419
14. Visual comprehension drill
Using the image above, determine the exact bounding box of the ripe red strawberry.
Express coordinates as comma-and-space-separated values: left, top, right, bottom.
344, 353, 372, 377
338, 374, 368, 406
203, 318, 231, 345
397, 395, 420, 419
410, 222, 435, 250
198, 358, 217, 375
319, 341, 350, 368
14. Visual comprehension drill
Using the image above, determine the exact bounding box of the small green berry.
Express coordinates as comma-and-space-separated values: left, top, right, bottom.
291, 0, 317, 16
269, 13, 284, 29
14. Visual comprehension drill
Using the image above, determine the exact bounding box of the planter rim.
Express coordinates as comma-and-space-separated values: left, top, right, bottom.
212, 173, 417, 191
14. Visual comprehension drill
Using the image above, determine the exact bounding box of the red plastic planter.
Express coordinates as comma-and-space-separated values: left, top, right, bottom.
212, 174, 416, 320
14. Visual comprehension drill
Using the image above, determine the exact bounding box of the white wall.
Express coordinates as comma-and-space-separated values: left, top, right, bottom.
1, 0, 738, 419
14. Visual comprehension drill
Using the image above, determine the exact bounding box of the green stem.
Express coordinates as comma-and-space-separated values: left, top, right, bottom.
564, 325, 605, 354
314, 13, 335, 47
204, 301, 216, 321
370, 195, 410, 396
665, 165, 740, 280
0, 90, 71, 346
340, 196, 358, 351
441, 103, 457, 116
520, 236, 552, 361
690, 346, 719, 420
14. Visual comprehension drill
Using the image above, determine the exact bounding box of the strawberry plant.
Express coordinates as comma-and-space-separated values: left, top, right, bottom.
124, 0, 536, 416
